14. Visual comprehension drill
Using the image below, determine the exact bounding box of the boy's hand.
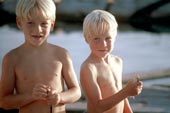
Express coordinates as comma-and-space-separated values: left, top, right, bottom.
125, 76, 143, 97
32, 83, 48, 100
46, 89, 61, 106
32, 84, 61, 105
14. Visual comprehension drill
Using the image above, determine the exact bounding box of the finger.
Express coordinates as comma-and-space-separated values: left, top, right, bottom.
33, 84, 49, 99
35, 84, 49, 92
136, 75, 140, 82
35, 83, 47, 88
137, 81, 143, 87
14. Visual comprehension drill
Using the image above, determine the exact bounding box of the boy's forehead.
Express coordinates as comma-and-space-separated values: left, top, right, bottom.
91, 29, 114, 37
25, 9, 49, 20
30, 9, 44, 16
91, 24, 111, 34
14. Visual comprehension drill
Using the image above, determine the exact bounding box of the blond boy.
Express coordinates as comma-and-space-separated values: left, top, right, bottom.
80, 10, 143, 113
0, 0, 81, 113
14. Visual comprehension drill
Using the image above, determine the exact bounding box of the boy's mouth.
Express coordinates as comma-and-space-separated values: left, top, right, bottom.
98, 49, 108, 52
32, 35, 43, 40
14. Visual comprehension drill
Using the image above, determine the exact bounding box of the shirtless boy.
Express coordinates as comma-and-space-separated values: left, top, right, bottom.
0, 0, 81, 113
80, 10, 143, 113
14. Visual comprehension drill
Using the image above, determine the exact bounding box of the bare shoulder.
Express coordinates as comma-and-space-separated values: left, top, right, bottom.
50, 43, 67, 52
49, 44, 73, 67
49, 44, 70, 58
2, 46, 22, 64
80, 58, 97, 78
111, 55, 123, 65
81, 58, 94, 71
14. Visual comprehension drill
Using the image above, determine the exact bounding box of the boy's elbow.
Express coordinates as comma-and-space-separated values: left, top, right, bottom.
67, 87, 81, 103
0, 96, 15, 110
75, 87, 81, 101
0, 101, 12, 110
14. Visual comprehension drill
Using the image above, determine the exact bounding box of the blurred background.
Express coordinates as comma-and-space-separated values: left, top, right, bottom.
0, 0, 170, 113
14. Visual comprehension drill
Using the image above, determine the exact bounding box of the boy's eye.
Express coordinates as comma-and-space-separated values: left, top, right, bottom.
105, 36, 112, 41
27, 22, 33, 25
106, 37, 112, 40
42, 23, 48, 26
41, 22, 49, 27
94, 37, 100, 41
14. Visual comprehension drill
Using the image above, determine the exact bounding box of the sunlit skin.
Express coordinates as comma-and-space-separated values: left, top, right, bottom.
81, 27, 143, 113
0, 10, 81, 113
16, 11, 53, 47
88, 30, 114, 60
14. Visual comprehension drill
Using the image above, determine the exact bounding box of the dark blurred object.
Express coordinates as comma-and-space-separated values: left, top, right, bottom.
53, 0, 62, 4
0, 2, 16, 26
0, 0, 4, 3
105, 0, 115, 11
0, 108, 18, 113
129, 0, 170, 33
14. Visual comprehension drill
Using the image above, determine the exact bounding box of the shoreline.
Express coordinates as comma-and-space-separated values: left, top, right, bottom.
123, 67, 170, 83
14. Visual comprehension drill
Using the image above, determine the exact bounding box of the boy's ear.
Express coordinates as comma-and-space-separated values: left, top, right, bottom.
50, 21, 55, 31
16, 17, 22, 30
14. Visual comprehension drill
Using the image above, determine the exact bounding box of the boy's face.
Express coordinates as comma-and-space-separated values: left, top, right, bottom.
16, 12, 55, 47
88, 29, 115, 59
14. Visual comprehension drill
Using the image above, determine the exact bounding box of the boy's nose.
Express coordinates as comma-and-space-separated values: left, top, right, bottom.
35, 25, 42, 33
100, 40, 107, 47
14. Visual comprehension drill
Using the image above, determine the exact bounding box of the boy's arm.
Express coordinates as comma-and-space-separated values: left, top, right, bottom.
57, 51, 81, 104
80, 64, 129, 112
123, 98, 133, 113
80, 64, 141, 113
0, 54, 34, 110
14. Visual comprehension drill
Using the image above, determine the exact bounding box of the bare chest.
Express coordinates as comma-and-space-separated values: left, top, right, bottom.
15, 57, 63, 91
96, 64, 122, 94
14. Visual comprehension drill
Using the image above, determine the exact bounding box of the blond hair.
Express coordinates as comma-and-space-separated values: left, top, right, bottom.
16, 0, 56, 21
83, 10, 118, 42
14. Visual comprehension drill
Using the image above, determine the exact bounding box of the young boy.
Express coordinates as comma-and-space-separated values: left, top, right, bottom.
0, 0, 81, 113
80, 10, 143, 113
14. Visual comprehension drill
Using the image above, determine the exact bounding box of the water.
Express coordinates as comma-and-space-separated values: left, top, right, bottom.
0, 26, 170, 86
143, 77, 170, 87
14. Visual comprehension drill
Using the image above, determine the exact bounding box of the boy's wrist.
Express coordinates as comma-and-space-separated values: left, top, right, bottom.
53, 93, 61, 106
121, 87, 130, 98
